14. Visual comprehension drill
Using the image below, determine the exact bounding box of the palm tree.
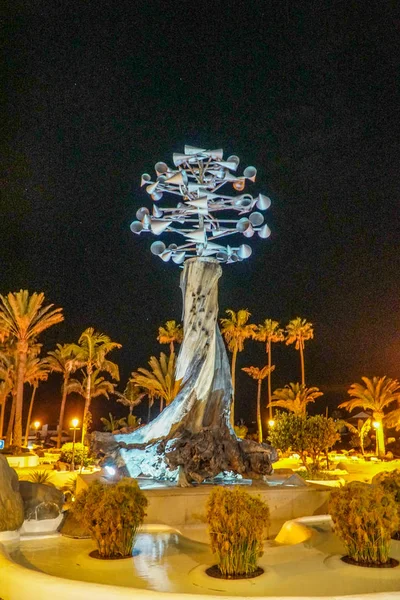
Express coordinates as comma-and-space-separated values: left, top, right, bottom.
100, 413, 127, 432
339, 376, 400, 458
0, 290, 63, 446
130, 352, 181, 413
46, 343, 82, 448
343, 418, 372, 456
68, 369, 117, 435
220, 309, 257, 425
69, 328, 121, 442
269, 382, 323, 416
0, 349, 14, 439
24, 355, 50, 446
157, 320, 183, 354
254, 319, 284, 419
285, 317, 314, 386
115, 380, 146, 416
242, 365, 275, 443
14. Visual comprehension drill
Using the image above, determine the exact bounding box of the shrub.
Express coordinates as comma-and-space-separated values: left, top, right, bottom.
373, 470, 400, 537
72, 478, 148, 558
268, 413, 339, 470
206, 486, 270, 577
27, 470, 54, 485
329, 481, 398, 565
60, 442, 93, 467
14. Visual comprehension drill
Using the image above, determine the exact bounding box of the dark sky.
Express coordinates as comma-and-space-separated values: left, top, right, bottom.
2, 1, 400, 429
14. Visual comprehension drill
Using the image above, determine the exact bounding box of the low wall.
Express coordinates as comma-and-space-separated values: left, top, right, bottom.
142, 484, 330, 532
6, 455, 39, 468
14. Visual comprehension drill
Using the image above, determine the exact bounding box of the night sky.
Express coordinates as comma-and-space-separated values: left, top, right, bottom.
2, 1, 400, 429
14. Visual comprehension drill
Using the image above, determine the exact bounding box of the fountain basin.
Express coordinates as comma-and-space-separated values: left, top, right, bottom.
1, 517, 400, 600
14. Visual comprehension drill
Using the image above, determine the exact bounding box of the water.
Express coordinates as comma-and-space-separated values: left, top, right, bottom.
9, 525, 400, 597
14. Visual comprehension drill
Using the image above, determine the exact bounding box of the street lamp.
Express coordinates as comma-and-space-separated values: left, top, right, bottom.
268, 419, 275, 428
70, 418, 80, 472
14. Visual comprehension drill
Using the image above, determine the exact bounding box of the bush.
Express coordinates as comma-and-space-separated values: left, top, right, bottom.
373, 470, 400, 537
329, 481, 398, 565
72, 478, 148, 558
60, 442, 93, 467
206, 486, 270, 577
268, 413, 339, 470
27, 470, 54, 485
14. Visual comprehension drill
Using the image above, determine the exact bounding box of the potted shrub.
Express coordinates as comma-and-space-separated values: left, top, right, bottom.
373, 469, 400, 539
329, 481, 399, 567
72, 478, 148, 558
59, 442, 93, 468
206, 486, 270, 578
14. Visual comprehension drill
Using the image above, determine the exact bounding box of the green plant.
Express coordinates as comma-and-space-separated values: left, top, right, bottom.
100, 413, 127, 432
268, 413, 339, 470
60, 442, 93, 467
72, 478, 148, 558
234, 421, 248, 439
329, 481, 399, 565
27, 470, 54, 485
206, 486, 270, 577
373, 470, 400, 537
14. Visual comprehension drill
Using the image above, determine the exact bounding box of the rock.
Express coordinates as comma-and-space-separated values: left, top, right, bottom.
18, 481, 64, 520
0, 455, 24, 532
58, 510, 91, 538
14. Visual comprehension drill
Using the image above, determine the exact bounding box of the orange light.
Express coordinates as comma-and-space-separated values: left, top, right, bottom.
71, 418, 79, 428
33, 421, 40, 430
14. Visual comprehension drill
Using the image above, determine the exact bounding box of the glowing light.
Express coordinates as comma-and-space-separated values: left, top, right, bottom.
33, 421, 40, 430
105, 465, 116, 477
372, 421, 381, 429
71, 418, 79, 428
268, 419, 275, 428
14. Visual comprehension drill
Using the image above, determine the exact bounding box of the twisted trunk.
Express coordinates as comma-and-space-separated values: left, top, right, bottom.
57, 373, 70, 449
93, 258, 276, 483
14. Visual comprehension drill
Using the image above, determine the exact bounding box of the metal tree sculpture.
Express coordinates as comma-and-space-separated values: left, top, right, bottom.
93, 146, 277, 485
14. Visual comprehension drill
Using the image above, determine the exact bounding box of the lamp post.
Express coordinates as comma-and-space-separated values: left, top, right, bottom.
33, 421, 41, 445
70, 418, 80, 471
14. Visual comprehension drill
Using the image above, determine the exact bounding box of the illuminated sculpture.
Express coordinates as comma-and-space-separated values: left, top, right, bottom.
93, 146, 277, 485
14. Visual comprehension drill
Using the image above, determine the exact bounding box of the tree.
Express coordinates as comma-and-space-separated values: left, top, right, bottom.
0, 348, 14, 439
100, 413, 127, 432
46, 343, 82, 448
242, 365, 275, 443
0, 290, 63, 447
115, 380, 146, 416
285, 317, 314, 385
268, 412, 339, 471
69, 328, 121, 442
269, 382, 323, 416
343, 418, 372, 456
220, 309, 257, 425
339, 376, 400, 458
157, 320, 183, 354
130, 352, 181, 414
68, 370, 116, 436
254, 319, 284, 419
24, 354, 50, 446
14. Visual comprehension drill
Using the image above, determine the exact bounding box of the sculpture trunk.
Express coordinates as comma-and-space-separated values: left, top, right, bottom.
93, 258, 276, 483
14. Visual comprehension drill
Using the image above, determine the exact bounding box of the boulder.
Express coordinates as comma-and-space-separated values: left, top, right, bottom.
18, 481, 64, 520
0, 455, 24, 532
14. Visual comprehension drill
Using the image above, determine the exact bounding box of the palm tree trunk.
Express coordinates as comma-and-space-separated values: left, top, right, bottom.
170, 341, 174, 355
160, 397, 164, 413
6, 394, 16, 447
257, 379, 263, 443
230, 345, 238, 426
24, 384, 38, 446
375, 418, 385, 458
299, 342, 305, 386
147, 398, 151, 423
267, 339, 272, 420
0, 391, 8, 438
57, 373, 69, 449
81, 368, 92, 443
14, 349, 27, 447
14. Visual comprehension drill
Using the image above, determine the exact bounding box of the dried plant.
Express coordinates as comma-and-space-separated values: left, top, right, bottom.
373, 470, 400, 537
329, 481, 398, 565
72, 478, 147, 558
206, 486, 270, 577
